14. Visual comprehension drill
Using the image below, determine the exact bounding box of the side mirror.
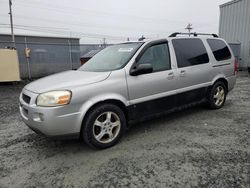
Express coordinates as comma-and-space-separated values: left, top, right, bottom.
130, 63, 153, 76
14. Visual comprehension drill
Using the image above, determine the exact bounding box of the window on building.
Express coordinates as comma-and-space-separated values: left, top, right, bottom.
207, 39, 231, 61
137, 43, 171, 72
172, 38, 209, 68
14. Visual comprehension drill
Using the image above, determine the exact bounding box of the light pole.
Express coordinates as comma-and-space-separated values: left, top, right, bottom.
8, 0, 15, 47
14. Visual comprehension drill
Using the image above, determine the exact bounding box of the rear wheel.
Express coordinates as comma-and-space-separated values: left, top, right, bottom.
207, 81, 227, 109
82, 103, 126, 149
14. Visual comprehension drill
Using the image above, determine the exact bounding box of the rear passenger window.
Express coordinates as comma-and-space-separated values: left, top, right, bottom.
137, 43, 171, 72
172, 38, 209, 68
207, 39, 231, 61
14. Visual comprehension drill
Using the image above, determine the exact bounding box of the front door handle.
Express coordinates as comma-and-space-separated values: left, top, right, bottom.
167, 72, 174, 79
180, 70, 186, 77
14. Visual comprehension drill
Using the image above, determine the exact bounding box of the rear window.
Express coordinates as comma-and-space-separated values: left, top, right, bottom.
172, 38, 209, 68
207, 39, 231, 61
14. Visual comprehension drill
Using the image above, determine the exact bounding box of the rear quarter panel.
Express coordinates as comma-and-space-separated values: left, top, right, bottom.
204, 38, 236, 90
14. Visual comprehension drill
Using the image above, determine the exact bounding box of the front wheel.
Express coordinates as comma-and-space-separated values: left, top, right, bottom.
82, 103, 126, 149
207, 81, 227, 109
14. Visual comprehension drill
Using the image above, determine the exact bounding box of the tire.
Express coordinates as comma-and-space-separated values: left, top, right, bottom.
207, 81, 227, 109
82, 103, 126, 149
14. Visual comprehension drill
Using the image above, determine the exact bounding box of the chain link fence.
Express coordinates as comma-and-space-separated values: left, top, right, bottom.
0, 41, 105, 79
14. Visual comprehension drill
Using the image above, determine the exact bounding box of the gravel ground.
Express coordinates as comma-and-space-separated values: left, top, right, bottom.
0, 72, 249, 188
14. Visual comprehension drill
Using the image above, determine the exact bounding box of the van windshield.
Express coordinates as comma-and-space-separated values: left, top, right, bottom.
78, 42, 143, 72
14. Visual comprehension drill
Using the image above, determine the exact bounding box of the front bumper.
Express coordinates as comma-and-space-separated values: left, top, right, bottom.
19, 89, 81, 137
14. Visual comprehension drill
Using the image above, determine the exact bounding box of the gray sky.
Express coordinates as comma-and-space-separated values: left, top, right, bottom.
0, 0, 229, 44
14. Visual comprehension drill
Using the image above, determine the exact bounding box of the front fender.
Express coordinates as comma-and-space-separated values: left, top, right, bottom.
75, 93, 128, 132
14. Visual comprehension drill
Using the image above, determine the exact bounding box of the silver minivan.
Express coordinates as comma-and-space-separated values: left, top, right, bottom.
19, 33, 237, 149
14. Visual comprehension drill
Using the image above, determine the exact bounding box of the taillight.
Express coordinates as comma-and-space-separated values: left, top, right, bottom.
234, 59, 238, 75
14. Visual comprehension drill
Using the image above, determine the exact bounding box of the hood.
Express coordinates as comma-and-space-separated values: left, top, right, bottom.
25, 70, 111, 93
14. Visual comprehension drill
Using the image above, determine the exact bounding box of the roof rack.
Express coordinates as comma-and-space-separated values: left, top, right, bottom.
169, 32, 218, 38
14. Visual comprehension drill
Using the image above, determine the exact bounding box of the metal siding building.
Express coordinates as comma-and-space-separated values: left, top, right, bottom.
219, 0, 250, 69
0, 34, 80, 78
0, 35, 106, 79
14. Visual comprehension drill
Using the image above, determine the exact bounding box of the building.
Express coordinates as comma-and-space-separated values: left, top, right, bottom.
80, 49, 102, 65
0, 34, 80, 78
219, 0, 250, 70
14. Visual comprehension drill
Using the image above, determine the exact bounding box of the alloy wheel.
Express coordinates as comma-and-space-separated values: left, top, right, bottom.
213, 86, 225, 107
92, 111, 121, 144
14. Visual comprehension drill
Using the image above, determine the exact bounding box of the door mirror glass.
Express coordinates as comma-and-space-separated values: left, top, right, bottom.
130, 63, 153, 76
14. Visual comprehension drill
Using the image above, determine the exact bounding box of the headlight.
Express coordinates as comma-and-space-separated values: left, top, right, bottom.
36, 90, 72, 107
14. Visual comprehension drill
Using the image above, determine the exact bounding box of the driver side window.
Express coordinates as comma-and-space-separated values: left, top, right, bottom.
137, 43, 171, 72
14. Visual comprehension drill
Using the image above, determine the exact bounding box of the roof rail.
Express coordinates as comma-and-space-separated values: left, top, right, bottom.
169, 32, 218, 38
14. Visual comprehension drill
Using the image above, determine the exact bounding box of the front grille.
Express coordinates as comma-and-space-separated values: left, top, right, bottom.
22, 93, 31, 104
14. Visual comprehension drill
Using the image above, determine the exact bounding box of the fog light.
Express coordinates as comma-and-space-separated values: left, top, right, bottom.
33, 112, 44, 122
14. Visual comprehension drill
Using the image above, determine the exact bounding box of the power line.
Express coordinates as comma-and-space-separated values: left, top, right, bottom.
2, 1, 170, 37
14, 0, 210, 30
15, 0, 190, 26
0, 13, 174, 36
0, 25, 137, 41
0, 23, 69, 31
2, 0, 216, 39
1, 0, 185, 41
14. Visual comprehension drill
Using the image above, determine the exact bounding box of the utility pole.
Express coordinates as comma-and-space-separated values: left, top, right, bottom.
138, 35, 145, 41
68, 31, 73, 70
185, 23, 193, 36
24, 37, 31, 80
103, 38, 106, 48
8, 0, 15, 47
